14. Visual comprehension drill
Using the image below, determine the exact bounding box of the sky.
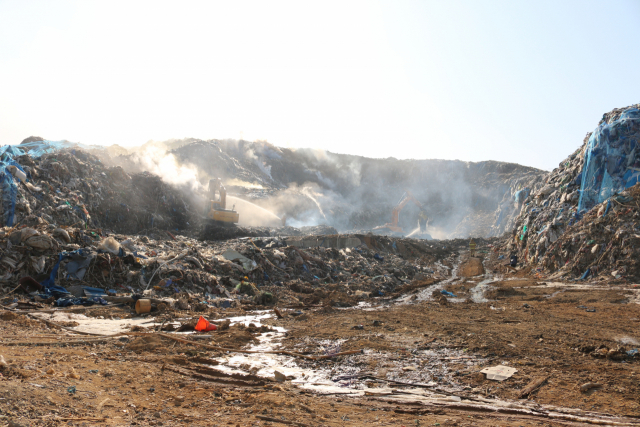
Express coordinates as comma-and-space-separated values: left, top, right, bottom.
0, 0, 638, 171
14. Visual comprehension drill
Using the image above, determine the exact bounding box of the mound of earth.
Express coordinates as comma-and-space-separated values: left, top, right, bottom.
459, 257, 485, 277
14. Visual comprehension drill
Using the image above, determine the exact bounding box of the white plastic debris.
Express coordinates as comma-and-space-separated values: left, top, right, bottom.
481, 365, 517, 381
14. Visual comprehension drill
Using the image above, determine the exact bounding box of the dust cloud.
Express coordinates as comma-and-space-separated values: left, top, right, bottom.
98, 138, 540, 237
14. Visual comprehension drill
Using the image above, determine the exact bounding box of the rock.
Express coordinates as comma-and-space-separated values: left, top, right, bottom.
459, 257, 485, 277
580, 382, 602, 393
274, 370, 286, 382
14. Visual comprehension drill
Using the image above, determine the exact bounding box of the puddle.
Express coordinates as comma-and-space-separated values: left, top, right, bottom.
526, 282, 640, 304
211, 312, 332, 387
31, 312, 159, 335
396, 254, 462, 304
292, 343, 485, 395
469, 276, 497, 303
213, 311, 273, 327
206, 310, 487, 395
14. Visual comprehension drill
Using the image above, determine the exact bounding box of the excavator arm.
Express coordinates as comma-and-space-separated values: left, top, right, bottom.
374, 190, 425, 233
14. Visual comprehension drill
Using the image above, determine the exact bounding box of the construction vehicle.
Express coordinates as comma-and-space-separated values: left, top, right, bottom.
374, 190, 427, 234
205, 178, 239, 225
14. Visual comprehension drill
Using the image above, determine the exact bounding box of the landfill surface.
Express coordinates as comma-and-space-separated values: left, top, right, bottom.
2, 104, 640, 427
96, 138, 545, 239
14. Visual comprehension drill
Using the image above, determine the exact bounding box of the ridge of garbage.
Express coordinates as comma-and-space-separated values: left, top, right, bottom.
501, 103, 640, 281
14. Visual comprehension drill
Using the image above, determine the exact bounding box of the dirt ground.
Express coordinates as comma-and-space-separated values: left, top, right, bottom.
2, 251, 640, 426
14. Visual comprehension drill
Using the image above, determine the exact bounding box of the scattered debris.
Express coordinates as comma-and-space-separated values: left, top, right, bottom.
480, 366, 518, 381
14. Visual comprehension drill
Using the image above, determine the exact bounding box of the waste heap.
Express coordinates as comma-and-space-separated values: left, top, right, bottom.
101, 138, 545, 238
0, 140, 201, 235
1, 139, 486, 310
536, 185, 640, 280
1, 226, 470, 310
501, 104, 640, 281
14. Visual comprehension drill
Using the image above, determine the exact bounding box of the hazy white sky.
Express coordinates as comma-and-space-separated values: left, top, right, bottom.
1, 0, 638, 170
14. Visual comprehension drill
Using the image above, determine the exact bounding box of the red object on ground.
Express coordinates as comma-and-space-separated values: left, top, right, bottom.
195, 316, 217, 332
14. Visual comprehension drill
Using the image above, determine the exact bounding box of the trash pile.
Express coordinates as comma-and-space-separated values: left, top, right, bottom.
98, 138, 545, 238
500, 144, 586, 265
0, 138, 492, 311
0, 139, 202, 235
0, 223, 471, 312
533, 184, 640, 280
501, 104, 640, 280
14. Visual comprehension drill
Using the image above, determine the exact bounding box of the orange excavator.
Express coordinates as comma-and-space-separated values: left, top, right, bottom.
374, 190, 428, 234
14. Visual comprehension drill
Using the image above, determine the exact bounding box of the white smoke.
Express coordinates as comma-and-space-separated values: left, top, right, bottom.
130, 146, 204, 192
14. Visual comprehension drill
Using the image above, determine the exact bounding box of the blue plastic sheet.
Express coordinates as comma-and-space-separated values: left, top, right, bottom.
0, 139, 93, 160
578, 108, 640, 212
56, 297, 108, 307
40, 249, 94, 298
514, 188, 530, 204
0, 159, 27, 226
580, 268, 591, 280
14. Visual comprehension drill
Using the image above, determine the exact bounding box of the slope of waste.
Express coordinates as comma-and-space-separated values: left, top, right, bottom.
501, 104, 640, 281
96, 138, 545, 239
0, 140, 202, 235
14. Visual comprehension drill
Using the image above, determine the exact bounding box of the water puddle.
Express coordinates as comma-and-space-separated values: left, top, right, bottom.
30, 311, 159, 335
469, 276, 497, 303
526, 282, 640, 304
202, 309, 487, 395
396, 254, 462, 304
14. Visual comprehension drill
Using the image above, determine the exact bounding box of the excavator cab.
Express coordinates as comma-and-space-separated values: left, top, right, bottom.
206, 178, 239, 225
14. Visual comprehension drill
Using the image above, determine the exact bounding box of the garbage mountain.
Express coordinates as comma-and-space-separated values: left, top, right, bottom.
502, 103, 640, 281
98, 139, 545, 238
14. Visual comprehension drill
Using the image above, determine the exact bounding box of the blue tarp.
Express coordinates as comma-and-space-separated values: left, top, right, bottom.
0, 159, 27, 226
514, 188, 530, 204
0, 139, 91, 160
39, 249, 94, 298
578, 108, 640, 212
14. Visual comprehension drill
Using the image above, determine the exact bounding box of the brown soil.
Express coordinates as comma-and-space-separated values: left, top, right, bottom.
2, 265, 640, 426
459, 257, 485, 277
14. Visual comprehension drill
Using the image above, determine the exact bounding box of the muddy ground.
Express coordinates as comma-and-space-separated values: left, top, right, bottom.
2, 250, 640, 426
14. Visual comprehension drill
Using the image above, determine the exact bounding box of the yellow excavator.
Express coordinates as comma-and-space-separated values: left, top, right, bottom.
374, 190, 428, 234
205, 178, 239, 225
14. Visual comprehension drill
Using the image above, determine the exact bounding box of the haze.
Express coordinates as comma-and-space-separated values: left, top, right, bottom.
1, 0, 638, 171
